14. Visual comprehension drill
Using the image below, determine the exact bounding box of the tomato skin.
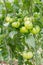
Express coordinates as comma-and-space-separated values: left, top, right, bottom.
24, 21, 33, 30
5, 16, 13, 23
24, 16, 30, 21
22, 52, 33, 59
20, 26, 28, 33
27, 52, 33, 59
32, 28, 37, 34
22, 52, 28, 59
24, 16, 35, 22
12, 22, 20, 28
31, 26, 40, 34
35, 26, 40, 33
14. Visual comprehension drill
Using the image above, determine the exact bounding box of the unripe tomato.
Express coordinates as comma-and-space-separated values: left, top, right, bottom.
20, 26, 28, 33
5, 16, 13, 23
24, 16, 35, 22
0, 48, 2, 51
22, 52, 28, 59
35, 26, 40, 33
27, 52, 33, 59
31, 28, 37, 34
24, 21, 33, 29
24, 16, 30, 21
31, 26, 40, 34
12, 22, 20, 28
22, 52, 33, 59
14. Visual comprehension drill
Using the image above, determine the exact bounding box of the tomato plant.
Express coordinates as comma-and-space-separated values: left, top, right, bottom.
0, 0, 43, 65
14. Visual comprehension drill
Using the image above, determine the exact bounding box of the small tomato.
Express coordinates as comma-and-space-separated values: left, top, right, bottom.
35, 26, 40, 33
20, 26, 28, 33
27, 52, 33, 59
22, 52, 33, 59
12, 22, 20, 28
31, 28, 37, 34
5, 16, 13, 23
22, 52, 28, 59
24, 21, 33, 29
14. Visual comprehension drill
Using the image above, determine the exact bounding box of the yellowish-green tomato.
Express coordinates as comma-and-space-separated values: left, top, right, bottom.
22, 52, 33, 59
27, 52, 33, 59
32, 26, 40, 34
35, 26, 40, 33
12, 22, 20, 28
24, 16, 35, 22
24, 16, 30, 21
20, 26, 28, 33
22, 52, 28, 59
0, 48, 2, 51
32, 28, 37, 34
24, 21, 33, 29
5, 16, 13, 23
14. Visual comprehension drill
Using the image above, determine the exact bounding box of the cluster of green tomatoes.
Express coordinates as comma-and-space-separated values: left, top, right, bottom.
5, 12, 40, 35
4, 12, 41, 60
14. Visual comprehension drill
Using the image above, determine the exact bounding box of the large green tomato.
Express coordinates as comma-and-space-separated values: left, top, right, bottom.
22, 52, 33, 59
27, 52, 33, 59
24, 21, 33, 29
5, 16, 13, 23
20, 26, 28, 33
12, 22, 20, 28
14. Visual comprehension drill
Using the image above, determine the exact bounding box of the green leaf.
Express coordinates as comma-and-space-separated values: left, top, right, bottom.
25, 34, 35, 48
35, 0, 41, 3
9, 31, 17, 39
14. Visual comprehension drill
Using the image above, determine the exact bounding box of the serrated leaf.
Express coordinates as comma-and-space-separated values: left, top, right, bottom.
25, 34, 35, 48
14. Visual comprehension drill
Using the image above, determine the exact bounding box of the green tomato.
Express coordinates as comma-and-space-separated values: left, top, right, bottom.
27, 52, 33, 59
22, 52, 28, 59
24, 16, 30, 21
20, 26, 28, 33
32, 28, 37, 34
24, 16, 35, 22
12, 22, 20, 28
24, 21, 33, 29
32, 26, 40, 34
22, 52, 33, 59
35, 26, 40, 33
5, 16, 13, 23
0, 48, 2, 51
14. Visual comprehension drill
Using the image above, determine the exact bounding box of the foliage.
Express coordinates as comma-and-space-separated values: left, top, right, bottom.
0, 0, 43, 65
